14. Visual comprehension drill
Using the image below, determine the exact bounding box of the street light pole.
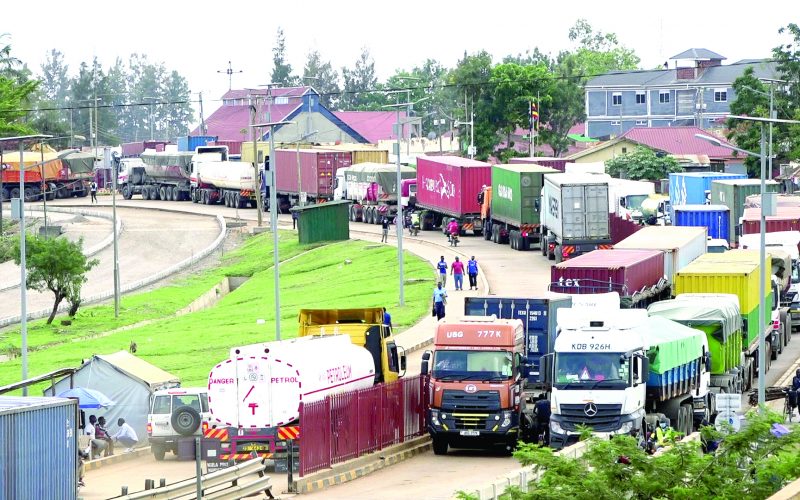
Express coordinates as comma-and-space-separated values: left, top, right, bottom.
758, 123, 766, 406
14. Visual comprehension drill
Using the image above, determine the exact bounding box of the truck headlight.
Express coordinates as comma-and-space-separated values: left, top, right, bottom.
431, 410, 441, 427
550, 420, 564, 434
501, 411, 512, 428
618, 421, 634, 434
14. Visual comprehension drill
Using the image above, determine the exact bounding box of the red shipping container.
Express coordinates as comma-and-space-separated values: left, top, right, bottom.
741, 206, 800, 234
121, 142, 145, 158
274, 149, 351, 198
208, 140, 243, 156
508, 157, 567, 172
550, 249, 665, 296
415, 156, 491, 218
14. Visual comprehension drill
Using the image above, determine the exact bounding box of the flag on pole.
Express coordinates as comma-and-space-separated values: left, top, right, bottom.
530, 102, 539, 130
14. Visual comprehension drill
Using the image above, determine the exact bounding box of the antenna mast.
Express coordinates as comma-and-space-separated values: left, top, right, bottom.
217, 61, 243, 91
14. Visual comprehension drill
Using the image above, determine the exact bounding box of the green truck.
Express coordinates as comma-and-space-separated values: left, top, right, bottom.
710, 179, 779, 245
649, 294, 745, 394
480, 163, 558, 251
674, 251, 781, 389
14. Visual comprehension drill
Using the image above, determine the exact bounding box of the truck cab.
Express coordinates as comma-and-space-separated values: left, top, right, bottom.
421, 317, 526, 455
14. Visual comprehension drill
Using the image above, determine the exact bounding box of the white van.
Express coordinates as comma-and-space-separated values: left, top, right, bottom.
147, 387, 209, 460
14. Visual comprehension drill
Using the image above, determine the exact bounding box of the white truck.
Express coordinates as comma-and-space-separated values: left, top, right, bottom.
540, 173, 612, 262
190, 146, 260, 208
333, 162, 416, 224
542, 308, 710, 449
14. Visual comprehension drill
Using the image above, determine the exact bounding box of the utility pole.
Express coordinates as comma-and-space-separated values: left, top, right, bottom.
18, 140, 26, 394
217, 61, 242, 91
250, 95, 263, 226
198, 92, 206, 136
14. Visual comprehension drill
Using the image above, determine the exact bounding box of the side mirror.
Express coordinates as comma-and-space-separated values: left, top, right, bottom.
540, 353, 554, 387
534, 198, 540, 211
641, 356, 650, 381
421, 350, 431, 376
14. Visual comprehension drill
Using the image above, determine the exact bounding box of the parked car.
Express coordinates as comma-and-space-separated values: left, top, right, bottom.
147, 387, 209, 460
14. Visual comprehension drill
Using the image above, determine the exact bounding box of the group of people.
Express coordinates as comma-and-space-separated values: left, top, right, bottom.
84, 415, 139, 459
432, 255, 480, 320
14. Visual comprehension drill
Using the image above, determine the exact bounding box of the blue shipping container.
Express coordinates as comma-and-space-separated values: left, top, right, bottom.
0, 396, 77, 499
464, 296, 571, 383
668, 172, 747, 220
177, 135, 218, 152
674, 204, 730, 241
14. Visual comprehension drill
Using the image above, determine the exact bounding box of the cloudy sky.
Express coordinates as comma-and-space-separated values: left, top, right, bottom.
4, 0, 793, 117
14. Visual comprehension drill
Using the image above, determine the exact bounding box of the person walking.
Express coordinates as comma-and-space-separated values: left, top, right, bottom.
381, 216, 390, 243
111, 418, 139, 453
291, 206, 299, 229
451, 256, 465, 291
90, 181, 98, 204
436, 256, 448, 287
383, 309, 392, 333
467, 256, 479, 290
433, 283, 448, 320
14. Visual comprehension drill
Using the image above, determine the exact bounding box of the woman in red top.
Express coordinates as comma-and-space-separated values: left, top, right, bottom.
451, 256, 465, 291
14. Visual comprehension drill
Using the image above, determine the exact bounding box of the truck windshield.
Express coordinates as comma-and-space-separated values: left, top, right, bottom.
793, 264, 800, 285
432, 350, 513, 381
625, 195, 649, 211
555, 352, 628, 388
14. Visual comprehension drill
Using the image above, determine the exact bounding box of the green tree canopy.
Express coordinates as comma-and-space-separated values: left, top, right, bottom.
303, 50, 341, 109
271, 27, 297, 87
0, 34, 38, 136
605, 146, 681, 180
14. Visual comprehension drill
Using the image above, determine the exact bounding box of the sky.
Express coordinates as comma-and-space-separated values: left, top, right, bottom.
3, 0, 795, 120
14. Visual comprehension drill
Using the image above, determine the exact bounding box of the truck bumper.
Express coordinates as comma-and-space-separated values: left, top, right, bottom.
427, 409, 519, 447
548, 410, 642, 450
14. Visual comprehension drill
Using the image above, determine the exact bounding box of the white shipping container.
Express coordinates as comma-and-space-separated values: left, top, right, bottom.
541, 173, 610, 241
208, 335, 375, 428
614, 226, 707, 283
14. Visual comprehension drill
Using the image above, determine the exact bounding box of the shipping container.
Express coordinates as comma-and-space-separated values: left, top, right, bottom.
463, 296, 571, 382
121, 141, 145, 158
741, 206, 800, 235
614, 226, 707, 283
674, 204, 730, 241
508, 157, 567, 172
273, 149, 352, 199
490, 163, 556, 227
745, 194, 800, 209
550, 249, 665, 296
207, 140, 243, 156
315, 144, 389, 164
177, 135, 218, 152
415, 155, 491, 218
711, 179, 779, 244
0, 396, 78, 499
668, 172, 747, 219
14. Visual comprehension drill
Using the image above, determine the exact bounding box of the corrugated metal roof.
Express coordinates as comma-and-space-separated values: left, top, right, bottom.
192, 103, 300, 141
96, 351, 180, 389
670, 48, 726, 60
619, 126, 739, 158
333, 111, 406, 143
587, 60, 777, 87
221, 86, 312, 100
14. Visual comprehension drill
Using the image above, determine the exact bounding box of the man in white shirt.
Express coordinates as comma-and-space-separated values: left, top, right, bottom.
85, 415, 107, 459
111, 418, 139, 453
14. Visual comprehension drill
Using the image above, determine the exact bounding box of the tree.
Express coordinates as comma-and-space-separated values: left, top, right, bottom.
726, 68, 769, 176
271, 27, 297, 87
341, 48, 384, 110
448, 51, 494, 159
478, 409, 800, 500
13, 236, 98, 324
39, 49, 70, 103
303, 50, 341, 109
771, 23, 800, 162
0, 34, 37, 136
605, 146, 681, 180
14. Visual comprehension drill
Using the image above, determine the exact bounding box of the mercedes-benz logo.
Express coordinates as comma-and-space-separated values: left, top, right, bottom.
584, 402, 598, 417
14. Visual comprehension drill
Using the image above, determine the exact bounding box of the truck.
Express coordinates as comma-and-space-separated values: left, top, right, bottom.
266, 149, 353, 211
674, 251, 781, 383
606, 177, 656, 222
639, 194, 671, 226
119, 148, 194, 201
543, 308, 710, 449
549, 249, 671, 308
205, 308, 405, 466
190, 146, 259, 208
333, 162, 416, 224
0, 150, 91, 201
648, 294, 746, 394
420, 317, 527, 454
710, 178, 779, 245
479, 164, 558, 251
463, 296, 572, 387
668, 172, 746, 220
415, 155, 492, 235
613, 226, 707, 284
673, 204, 730, 242
540, 173, 612, 262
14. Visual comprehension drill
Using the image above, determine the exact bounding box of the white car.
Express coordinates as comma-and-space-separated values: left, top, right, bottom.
147, 388, 209, 460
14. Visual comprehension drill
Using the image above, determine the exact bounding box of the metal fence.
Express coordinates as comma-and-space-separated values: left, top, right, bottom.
299, 375, 426, 477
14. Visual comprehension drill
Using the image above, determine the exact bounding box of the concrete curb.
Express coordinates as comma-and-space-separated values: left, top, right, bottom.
0, 214, 227, 329
293, 436, 431, 493
84, 446, 151, 472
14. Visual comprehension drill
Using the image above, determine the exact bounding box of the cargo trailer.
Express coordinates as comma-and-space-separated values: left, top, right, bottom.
508, 157, 567, 172
334, 162, 416, 224
711, 179, 779, 245
267, 149, 352, 210
120, 149, 194, 201
668, 172, 746, 220
741, 206, 800, 235
613, 226, 707, 284
673, 204, 730, 241
177, 135, 217, 152
190, 146, 260, 208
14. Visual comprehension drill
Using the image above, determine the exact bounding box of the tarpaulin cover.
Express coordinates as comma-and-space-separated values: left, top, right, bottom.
648, 296, 742, 343
59, 151, 94, 174
141, 151, 194, 171
342, 162, 415, 201
640, 316, 707, 374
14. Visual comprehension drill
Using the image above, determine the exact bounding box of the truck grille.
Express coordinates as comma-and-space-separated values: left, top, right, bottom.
451, 413, 490, 430
559, 403, 621, 432
441, 390, 500, 411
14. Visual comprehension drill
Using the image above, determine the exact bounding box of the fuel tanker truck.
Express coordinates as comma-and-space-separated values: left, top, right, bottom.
190, 146, 259, 208
543, 308, 710, 449
334, 162, 416, 224
206, 308, 405, 466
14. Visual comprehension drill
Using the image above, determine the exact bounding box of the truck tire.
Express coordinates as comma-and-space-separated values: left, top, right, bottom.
159, 186, 167, 201
45, 183, 56, 201
23, 187, 35, 202
554, 245, 563, 263
56, 183, 68, 199
153, 446, 166, 461
680, 403, 694, 434
0, 187, 8, 201
171, 406, 202, 437
122, 185, 132, 200
541, 230, 548, 256
142, 187, 150, 200
432, 436, 448, 456
9, 187, 20, 200
781, 310, 790, 346
234, 194, 242, 208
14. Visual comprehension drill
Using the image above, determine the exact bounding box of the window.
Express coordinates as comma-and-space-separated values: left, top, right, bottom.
151, 396, 171, 414
635, 120, 647, 126
621, 147, 628, 154
612, 93, 622, 106
636, 92, 646, 104
714, 89, 727, 102
611, 120, 621, 126
659, 91, 670, 103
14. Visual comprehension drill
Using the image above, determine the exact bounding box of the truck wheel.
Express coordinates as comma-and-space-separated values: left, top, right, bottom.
159, 186, 167, 201
191, 188, 198, 203
681, 403, 694, 434
554, 245, 562, 263
432, 437, 448, 456
9, 187, 20, 200
234, 194, 242, 208
781, 310, 790, 346
0, 187, 8, 201
122, 185, 132, 200
45, 183, 56, 201
153, 446, 166, 461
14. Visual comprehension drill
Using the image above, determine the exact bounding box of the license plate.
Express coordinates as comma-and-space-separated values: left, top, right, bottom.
459, 430, 480, 436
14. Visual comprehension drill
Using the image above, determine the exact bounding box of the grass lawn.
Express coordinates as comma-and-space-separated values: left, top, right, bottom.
0, 235, 433, 392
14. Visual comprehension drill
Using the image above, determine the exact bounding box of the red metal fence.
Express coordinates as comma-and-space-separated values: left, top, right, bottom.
299, 375, 426, 477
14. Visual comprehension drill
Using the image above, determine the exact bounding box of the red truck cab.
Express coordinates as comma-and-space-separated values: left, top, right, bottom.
421, 317, 526, 455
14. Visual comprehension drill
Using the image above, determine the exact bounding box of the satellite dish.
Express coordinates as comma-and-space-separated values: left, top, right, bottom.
427, 131, 437, 140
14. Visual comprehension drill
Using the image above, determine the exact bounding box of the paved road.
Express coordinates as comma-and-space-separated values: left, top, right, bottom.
0, 204, 220, 324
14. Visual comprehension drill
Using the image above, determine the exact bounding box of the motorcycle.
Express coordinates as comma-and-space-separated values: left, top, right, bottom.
449, 233, 459, 246
410, 223, 420, 236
